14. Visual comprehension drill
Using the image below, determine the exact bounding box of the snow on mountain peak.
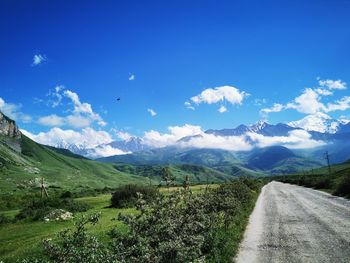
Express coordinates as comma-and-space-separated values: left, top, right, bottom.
250, 120, 268, 132
288, 113, 340, 133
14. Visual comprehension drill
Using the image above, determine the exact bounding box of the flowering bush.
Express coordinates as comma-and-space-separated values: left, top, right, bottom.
22, 179, 263, 263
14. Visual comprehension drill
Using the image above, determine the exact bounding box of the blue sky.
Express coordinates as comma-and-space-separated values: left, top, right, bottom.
1, 0, 350, 146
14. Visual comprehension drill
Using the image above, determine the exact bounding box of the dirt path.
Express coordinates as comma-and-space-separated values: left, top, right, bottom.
236, 181, 350, 263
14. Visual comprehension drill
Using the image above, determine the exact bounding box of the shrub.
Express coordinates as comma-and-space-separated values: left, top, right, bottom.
0, 213, 11, 224
334, 174, 350, 197
23, 179, 263, 263
110, 181, 257, 262
313, 177, 333, 189
110, 184, 158, 208
110, 190, 210, 263
16, 196, 90, 221
43, 213, 114, 263
60, 191, 72, 199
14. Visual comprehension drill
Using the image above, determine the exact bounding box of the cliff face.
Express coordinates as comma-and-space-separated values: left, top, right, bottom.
0, 112, 21, 139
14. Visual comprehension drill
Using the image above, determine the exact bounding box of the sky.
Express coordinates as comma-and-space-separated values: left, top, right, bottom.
1, 0, 350, 151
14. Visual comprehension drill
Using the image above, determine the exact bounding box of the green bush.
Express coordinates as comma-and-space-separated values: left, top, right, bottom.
110, 184, 158, 208
334, 174, 350, 197
0, 213, 11, 224
23, 179, 263, 262
43, 213, 114, 263
110, 191, 210, 262
16, 196, 90, 221
110, 180, 258, 262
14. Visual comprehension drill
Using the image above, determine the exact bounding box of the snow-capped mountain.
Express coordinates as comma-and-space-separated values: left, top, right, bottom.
106, 137, 150, 152
49, 118, 350, 159
56, 136, 151, 159
205, 121, 300, 137
288, 113, 343, 134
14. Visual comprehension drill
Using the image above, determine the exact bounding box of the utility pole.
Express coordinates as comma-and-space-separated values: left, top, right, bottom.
183, 175, 190, 190
324, 151, 332, 176
40, 177, 49, 198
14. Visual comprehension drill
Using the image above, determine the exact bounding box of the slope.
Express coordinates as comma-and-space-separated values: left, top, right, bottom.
0, 134, 148, 193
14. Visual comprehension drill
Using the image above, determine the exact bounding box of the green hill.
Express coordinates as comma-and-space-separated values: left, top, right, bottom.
0, 132, 148, 193
246, 146, 322, 174
273, 160, 350, 197
113, 162, 235, 183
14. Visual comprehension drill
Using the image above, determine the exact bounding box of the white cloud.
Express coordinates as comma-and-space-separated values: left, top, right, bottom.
116, 131, 133, 141
179, 133, 252, 151
142, 124, 251, 151
87, 145, 130, 158
319, 79, 346, 90
286, 88, 325, 114
143, 124, 202, 148
0, 97, 32, 123
247, 130, 325, 149
147, 108, 157, 117
32, 54, 46, 66
325, 96, 350, 112
184, 101, 195, 110
21, 127, 113, 149
41, 87, 106, 128
254, 98, 267, 106
64, 90, 93, 115
260, 79, 349, 118
218, 106, 227, 113
47, 85, 64, 108
190, 85, 249, 107
315, 88, 333, 96
128, 74, 135, 81
142, 123, 325, 151
38, 114, 65, 127
66, 115, 92, 128
260, 103, 284, 115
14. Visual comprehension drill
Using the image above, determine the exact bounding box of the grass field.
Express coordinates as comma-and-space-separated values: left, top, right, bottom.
0, 193, 132, 262
0, 184, 218, 262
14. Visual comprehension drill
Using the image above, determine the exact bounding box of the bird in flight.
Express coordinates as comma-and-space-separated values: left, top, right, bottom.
117, 97, 121, 101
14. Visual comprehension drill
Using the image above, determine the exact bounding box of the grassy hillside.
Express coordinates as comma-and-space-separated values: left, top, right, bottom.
0, 134, 149, 193
113, 163, 235, 183
273, 160, 350, 197
99, 147, 263, 177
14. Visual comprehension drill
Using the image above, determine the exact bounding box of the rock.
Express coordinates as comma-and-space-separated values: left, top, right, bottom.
0, 112, 21, 139
44, 209, 73, 222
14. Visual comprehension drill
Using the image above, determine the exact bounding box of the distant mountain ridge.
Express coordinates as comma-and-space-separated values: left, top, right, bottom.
205, 121, 301, 137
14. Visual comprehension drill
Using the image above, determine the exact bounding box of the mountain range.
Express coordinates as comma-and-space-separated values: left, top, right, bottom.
44, 116, 350, 165
2, 110, 350, 193
0, 112, 261, 192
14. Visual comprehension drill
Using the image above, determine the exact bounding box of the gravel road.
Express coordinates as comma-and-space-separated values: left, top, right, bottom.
236, 181, 350, 263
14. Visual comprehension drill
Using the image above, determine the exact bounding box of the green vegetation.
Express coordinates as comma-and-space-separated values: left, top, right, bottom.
0, 134, 150, 194
16, 196, 90, 221
0, 179, 263, 262
113, 162, 239, 184
273, 160, 350, 197
110, 184, 158, 208
0, 194, 133, 262
99, 148, 263, 177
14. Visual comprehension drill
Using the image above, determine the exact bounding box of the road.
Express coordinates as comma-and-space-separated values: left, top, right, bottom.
236, 181, 350, 263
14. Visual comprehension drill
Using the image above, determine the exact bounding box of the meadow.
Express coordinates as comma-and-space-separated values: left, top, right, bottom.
0, 181, 261, 263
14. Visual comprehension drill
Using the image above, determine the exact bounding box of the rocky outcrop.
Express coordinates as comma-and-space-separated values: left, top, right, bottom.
0, 111, 21, 139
